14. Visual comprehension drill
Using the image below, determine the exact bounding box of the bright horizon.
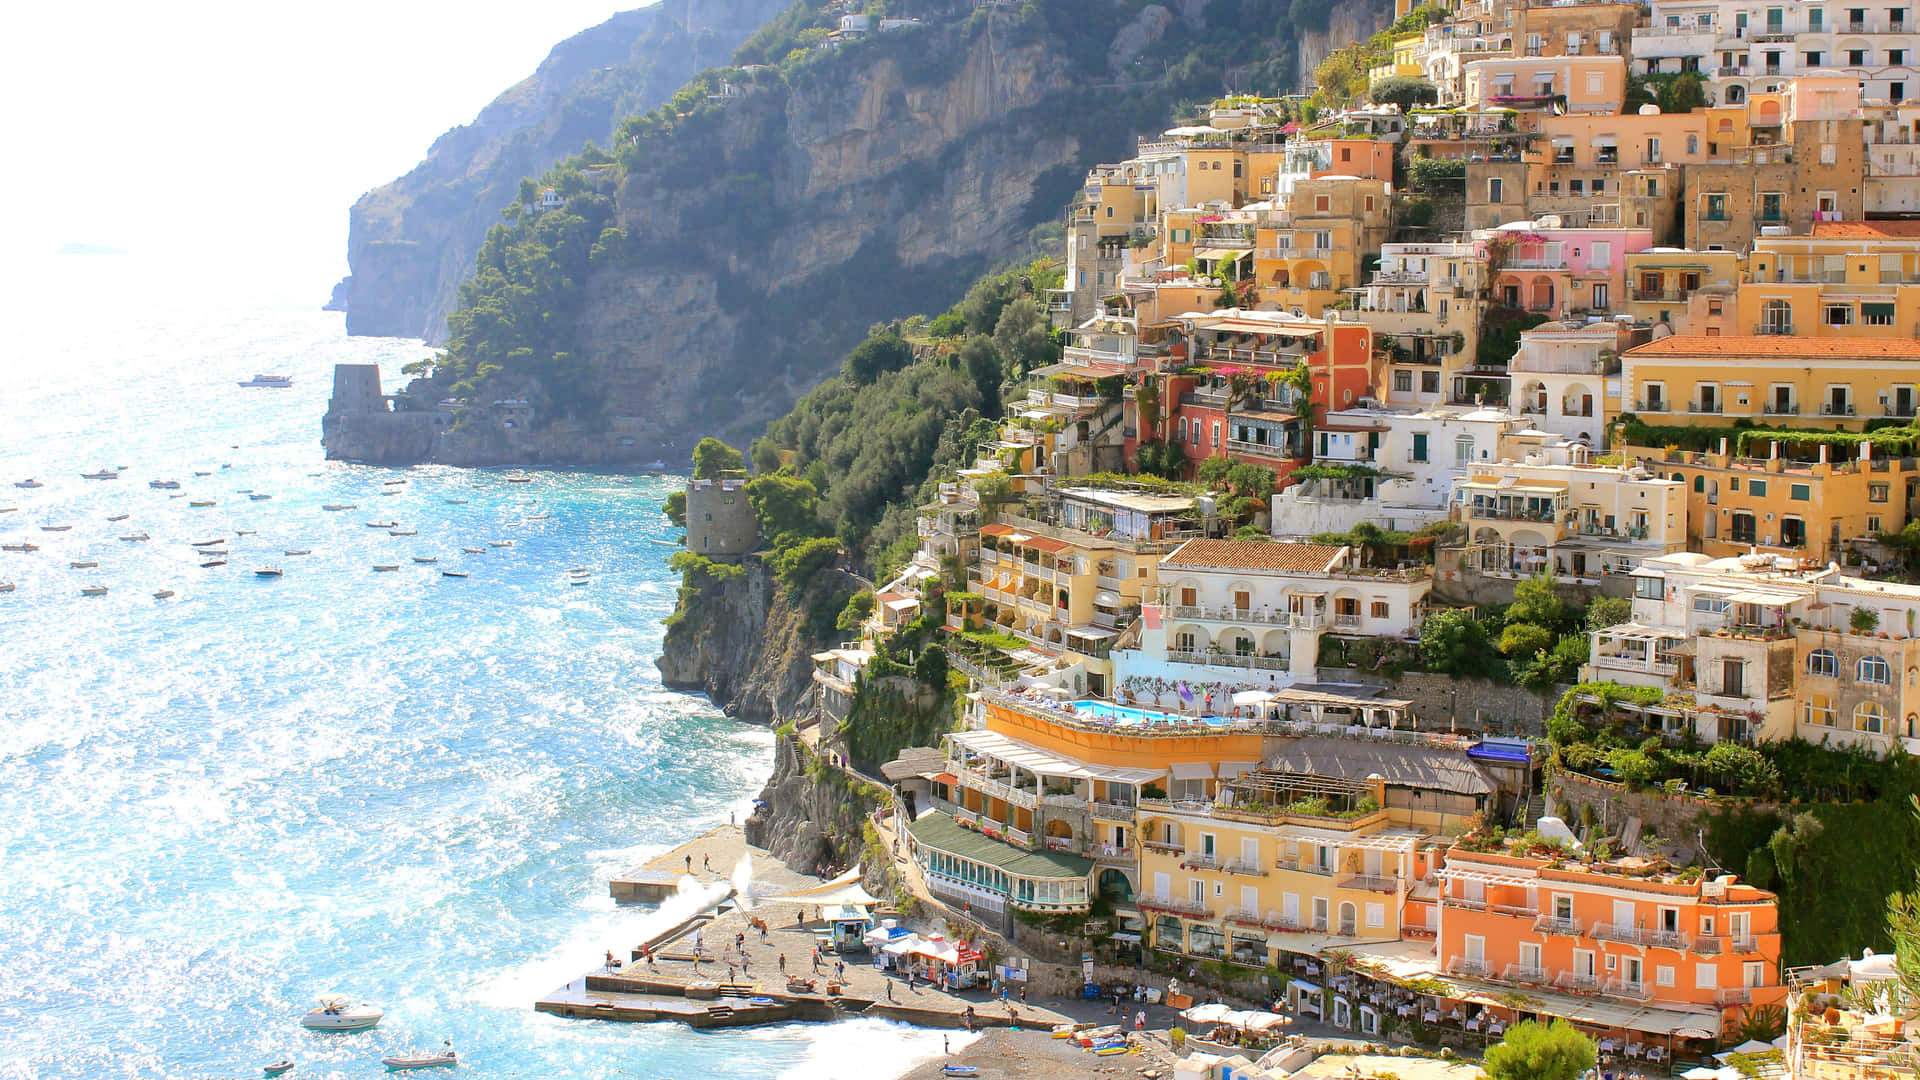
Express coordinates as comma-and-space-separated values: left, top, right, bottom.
0, 0, 677, 301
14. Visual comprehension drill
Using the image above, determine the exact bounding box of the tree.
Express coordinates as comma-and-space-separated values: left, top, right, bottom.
1585, 596, 1631, 632
1372, 76, 1439, 110
1884, 796, 1920, 1008
746, 474, 824, 542
1419, 609, 1493, 677
836, 589, 875, 632
692, 436, 745, 479
664, 490, 687, 527
1484, 1019, 1596, 1080
1507, 572, 1568, 632
992, 297, 1055, 381
1498, 622, 1555, 659
1657, 72, 1708, 115
1703, 742, 1781, 796
842, 328, 915, 385
913, 644, 950, 689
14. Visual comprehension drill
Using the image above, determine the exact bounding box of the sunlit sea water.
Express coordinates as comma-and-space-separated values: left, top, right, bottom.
0, 258, 949, 1079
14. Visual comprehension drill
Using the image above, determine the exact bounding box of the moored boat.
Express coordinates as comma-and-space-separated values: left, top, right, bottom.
120, 533, 150, 541
255, 568, 283, 577
200, 559, 226, 568
153, 589, 174, 599
443, 498, 466, 504
107, 513, 129, 522
190, 539, 224, 547
14, 479, 43, 489
412, 556, 437, 564
263, 1060, 294, 1077
284, 549, 311, 556
189, 500, 215, 507
441, 570, 468, 578
461, 547, 484, 554
250, 493, 272, 501
0, 582, 14, 593
41, 524, 72, 532
322, 504, 355, 511
390, 529, 417, 537
365, 521, 396, 529
70, 560, 98, 569
81, 470, 118, 480
80, 585, 107, 597
380, 1043, 456, 1071
299, 997, 382, 1031
372, 564, 399, 572
2, 542, 39, 552
488, 540, 512, 548
504, 473, 532, 483
237, 374, 293, 388
149, 479, 180, 490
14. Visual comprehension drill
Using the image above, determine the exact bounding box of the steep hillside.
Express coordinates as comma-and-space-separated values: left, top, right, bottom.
340, 0, 790, 340
325, 0, 1390, 466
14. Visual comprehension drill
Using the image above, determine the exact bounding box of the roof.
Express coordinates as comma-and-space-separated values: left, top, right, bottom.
880, 746, 947, 782
1161, 539, 1345, 574
1809, 220, 1920, 239
907, 811, 1094, 879
949, 729, 1163, 784
1267, 737, 1498, 796
1625, 336, 1920, 361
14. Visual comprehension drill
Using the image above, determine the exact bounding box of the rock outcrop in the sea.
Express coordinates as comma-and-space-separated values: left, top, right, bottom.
341, 0, 789, 340
656, 556, 834, 727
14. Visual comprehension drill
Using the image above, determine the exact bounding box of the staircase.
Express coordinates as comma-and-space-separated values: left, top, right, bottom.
1515, 792, 1546, 829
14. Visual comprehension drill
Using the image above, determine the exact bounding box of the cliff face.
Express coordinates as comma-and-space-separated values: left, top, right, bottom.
1296, 0, 1395, 83
341, 0, 789, 341
655, 557, 834, 726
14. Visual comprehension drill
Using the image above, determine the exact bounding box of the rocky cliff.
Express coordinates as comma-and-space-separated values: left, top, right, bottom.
656, 556, 838, 726
340, 0, 789, 341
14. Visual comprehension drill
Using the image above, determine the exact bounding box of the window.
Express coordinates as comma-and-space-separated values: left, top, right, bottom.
1657, 966, 1676, 987
1488, 177, 1504, 203
1894, 49, 1909, 65
1871, 482, 1890, 503
1808, 649, 1838, 677
1791, 483, 1811, 501
1705, 194, 1728, 221
1852, 49, 1869, 65
1826, 305, 1855, 326
1760, 193, 1785, 222
1636, 575, 1663, 600
1782, 517, 1805, 548
1807, 51, 1823, 66
1856, 701, 1889, 734
1591, 241, 1611, 266
1315, 195, 1330, 212
1454, 434, 1476, 464
1422, 371, 1440, 394
1731, 512, 1757, 543
1864, 303, 1896, 325
1393, 370, 1413, 393
1688, 134, 1699, 155
1860, 654, 1892, 684
1805, 695, 1836, 727
1748, 479, 1768, 497
1411, 432, 1429, 463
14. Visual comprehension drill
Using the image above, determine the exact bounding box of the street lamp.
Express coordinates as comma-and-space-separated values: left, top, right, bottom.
1446, 688, 1458, 734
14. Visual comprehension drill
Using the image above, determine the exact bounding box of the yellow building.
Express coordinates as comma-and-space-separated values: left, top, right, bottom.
1136, 744, 1493, 968
1623, 335, 1920, 426
1736, 222, 1920, 341
1253, 177, 1391, 316
1625, 248, 1740, 333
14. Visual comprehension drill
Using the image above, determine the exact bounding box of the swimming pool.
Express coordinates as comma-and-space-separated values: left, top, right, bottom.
1073, 700, 1228, 726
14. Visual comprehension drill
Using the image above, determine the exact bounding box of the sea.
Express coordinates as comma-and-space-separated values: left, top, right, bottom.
0, 256, 954, 1079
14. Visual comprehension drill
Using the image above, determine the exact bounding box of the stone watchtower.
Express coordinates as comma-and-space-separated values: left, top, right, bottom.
683, 476, 757, 560
329, 364, 385, 414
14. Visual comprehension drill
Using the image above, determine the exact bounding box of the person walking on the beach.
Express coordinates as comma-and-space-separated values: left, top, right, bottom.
963, 1006, 976, 1031
811, 952, 821, 974
1008, 1005, 1019, 1029
886, 981, 895, 1002
779, 953, 787, 974
943, 1034, 949, 1056
684, 854, 692, 873
1135, 1010, 1146, 1032
703, 854, 712, 871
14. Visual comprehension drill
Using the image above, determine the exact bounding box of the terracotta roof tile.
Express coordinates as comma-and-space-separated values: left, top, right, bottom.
1160, 538, 1345, 573
1625, 336, 1920, 361
1809, 220, 1920, 239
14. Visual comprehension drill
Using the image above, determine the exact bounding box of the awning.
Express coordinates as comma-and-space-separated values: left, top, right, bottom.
1095, 590, 1123, 607
1067, 626, 1117, 640
1170, 762, 1215, 781
1727, 590, 1798, 605
948, 729, 1163, 784
1218, 761, 1259, 779
1196, 247, 1253, 262
1018, 535, 1072, 554
885, 598, 920, 612
1031, 360, 1130, 379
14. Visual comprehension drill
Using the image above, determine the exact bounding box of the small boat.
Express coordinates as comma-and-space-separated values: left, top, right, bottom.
264, 1061, 294, 1078
372, 564, 399, 572
380, 1044, 457, 1071
14, 479, 43, 489
504, 473, 532, 483
323, 504, 356, 512
390, 529, 417, 537
81, 585, 108, 597
284, 549, 311, 556
383, 479, 407, 486
0, 507, 13, 513
237, 374, 293, 388
170, 493, 187, 499
443, 498, 466, 504
0, 582, 13, 593
365, 521, 396, 529
441, 570, 468, 579
942, 1068, 979, 1078
70, 560, 98, 569
461, 547, 484, 554
200, 549, 230, 557
189, 500, 215, 507
153, 589, 174, 599
149, 479, 180, 490
488, 540, 512, 548
250, 494, 273, 501
41, 524, 72, 532
194, 470, 212, 476
120, 533, 150, 542
300, 998, 382, 1031
236, 529, 257, 536
107, 513, 130, 522
190, 539, 224, 547
413, 556, 437, 564
525, 513, 550, 520
379, 490, 399, 496
255, 568, 283, 577
200, 559, 227, 568
2, 542, 38, 552
644, 459, 667, 470
81, 470, 119, 480
236, 489, 252, 494
648, 538, 678, 546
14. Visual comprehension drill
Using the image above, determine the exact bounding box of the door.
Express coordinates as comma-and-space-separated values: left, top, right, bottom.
1591, 283, 1610, 310
1153, 871, 1171, 900
1519, 942, 1542, 978
1624, 956, 1644, 990
1700, 384, 1718, 412
1731, 911, 1750, 947
1613, 899, 1637, 935
1724, 659, 1745, 696
1241, 838, 1259, 868
1465, 934, 1486, 970
1241, 885, 1259, 918
1283, 892, 1301, 925
1899, 387, 1916, 416
1774, 385, 1792, 413
1832, 386, 1850, 415
1112, 825, 1128, 849
1313, 896, 1329, 931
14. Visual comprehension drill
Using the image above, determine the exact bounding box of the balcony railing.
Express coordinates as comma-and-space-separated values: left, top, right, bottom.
1166, 649, 1290, 671
1447, 957, 1491, 977
1503, 963, 1551, 985
1142, 838, 1183, 855
1090, 801, 1136, 823
1715, 986, 1754, 1006
1138, 893, 1213, 918
1223, 857, 1268, 877
1637, 399, 1669, 412
1533, 914, 1583, 936
1763, 402, 1800, 415
1690, 400, 1724, 414
958, 768, 1038, 811
1756, 323, 1794, 336
1181, 852, 1221, 871
1556, 971, 1601, 992
1822, 402, 1858, 416
1339, 873, 1400, 893
1224, 438, 1295, 461
1603, 976, 1653, 1001
1168, 603, 1310, 627
1283, 861, 1337, 877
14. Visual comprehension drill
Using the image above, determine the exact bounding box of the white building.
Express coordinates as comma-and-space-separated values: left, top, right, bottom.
1115, 540, 1433, 699
1635, 0, 1920, 105
1508, 321, 1631, 447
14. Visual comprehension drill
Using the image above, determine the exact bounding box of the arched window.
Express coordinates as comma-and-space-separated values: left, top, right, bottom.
1807, 649, 1838, 677
1859, 655, 1892, 684
1855, 701, 1888, 734
1454, 434, 1476, 464
1693, 475, 1705, 493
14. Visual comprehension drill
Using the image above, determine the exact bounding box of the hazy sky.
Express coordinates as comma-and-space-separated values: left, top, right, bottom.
2, 1, 643, 293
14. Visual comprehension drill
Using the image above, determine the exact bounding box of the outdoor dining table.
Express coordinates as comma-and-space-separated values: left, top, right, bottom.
1467, 1016, 1482, 1032
1425, 1009, 1441, 1023
1399, 1005, 1415, 1017
1601, 1039, 1621, 1053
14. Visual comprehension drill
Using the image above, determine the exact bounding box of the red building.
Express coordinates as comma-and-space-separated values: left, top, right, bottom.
1125, 312, 1377, 483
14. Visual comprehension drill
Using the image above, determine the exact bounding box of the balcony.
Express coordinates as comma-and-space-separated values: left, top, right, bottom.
1465, 505, 1561, 523
958, 768, 1038, 811
1166, 649, 1290, 671
1602, 976, 1653, 1002
1593, 654, 1680, 677
1283, 860, 1337, 877
1533, 914, 1583, 936
1503, 963, 1551, 985
1138, 893, 1213, 919
1339, 873, 1400, 893
1689, 400, 1724, 415
1763, 402, 1800, 416
1224, 438, 1295, 462
1181, 852, 1221, 871
1756, 323, 1794, 336
1223, 857, 1268, 877
1636, 399, 1669, 412
1821, 402, 1858, 417
1142, 837, 1183, 855
1556, 971, 1601, 992
1714, 986, 1754, 1006
1888, 405, 1919, 418
1090, 801, 1136, 823
1447, 957, 1491, 978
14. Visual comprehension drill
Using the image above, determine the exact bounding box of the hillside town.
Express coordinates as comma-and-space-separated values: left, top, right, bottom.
672, 0, 1920, 1076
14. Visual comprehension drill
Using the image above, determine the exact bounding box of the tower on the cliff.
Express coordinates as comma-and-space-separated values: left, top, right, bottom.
329, 364, 386, 414
683, 476, 757, 560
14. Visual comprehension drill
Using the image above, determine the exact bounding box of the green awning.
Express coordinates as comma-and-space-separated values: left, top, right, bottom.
907, 811, 1094, 879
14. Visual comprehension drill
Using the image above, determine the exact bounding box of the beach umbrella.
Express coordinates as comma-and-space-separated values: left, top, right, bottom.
1682, 1067, 1721, 1078
1232, 690, 1276, 706
1182, 1003, 1235, 1025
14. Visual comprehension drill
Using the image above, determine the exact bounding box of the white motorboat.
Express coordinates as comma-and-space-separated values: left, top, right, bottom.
323, 504, 356, 512
390, 529, 418, 537
381, 1043, 456, 1071
0, 582, 14, 593
14, 479, 43, 489
81, 585, 108, 597
238, 374, 293, 388
412, 556, 437, 564
441, 570, 468, 579
81, 469, 119, 480
299, 997, 382, 1031
152, 589, 174, 600
461, 547, 484, 554
41, 524, 72, 532
372, 564, 399, 572
365, 520, 396, 529
443, 498, 467, 504
70, 560, 98, 569
120, 533, 150, 542
190, 538, 225, 547
487, 540, 512, 548
284, 549, 311, 556
2, 542, 39, 552
193, 470, 212, 476
264, 1060, 294, 1077
250, 493, 273, 501
504, 473, 532, 483
255, 567, 283, 578
107, 513, 130, 522
189, 500, 215, 507
150, 479, 181, 490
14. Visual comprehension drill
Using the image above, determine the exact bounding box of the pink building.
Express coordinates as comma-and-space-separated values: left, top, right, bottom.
1484, 220, 1653, 317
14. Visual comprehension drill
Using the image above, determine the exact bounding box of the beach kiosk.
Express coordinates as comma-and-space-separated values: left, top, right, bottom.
764, 869, 882, 954
905, 933, 983, 991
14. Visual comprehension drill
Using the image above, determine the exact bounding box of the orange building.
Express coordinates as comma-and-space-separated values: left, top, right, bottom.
1437, 844, 1783, 1042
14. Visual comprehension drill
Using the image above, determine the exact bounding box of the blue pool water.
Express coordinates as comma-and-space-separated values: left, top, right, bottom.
1072, 700, 1227, 726
0, 256, 954, 1080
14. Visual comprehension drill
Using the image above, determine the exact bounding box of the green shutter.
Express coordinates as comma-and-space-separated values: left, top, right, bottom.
1792, 483, 1811, 501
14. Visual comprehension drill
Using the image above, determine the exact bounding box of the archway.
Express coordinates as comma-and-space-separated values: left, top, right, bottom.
1562, 382, 1595, 418
1098, 868, 1134, 903
1530, 276, 1556, 312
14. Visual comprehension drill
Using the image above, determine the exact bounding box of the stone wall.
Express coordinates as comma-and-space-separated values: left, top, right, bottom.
1545, 769, 1775, 865
1313, 667, 1560, 735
